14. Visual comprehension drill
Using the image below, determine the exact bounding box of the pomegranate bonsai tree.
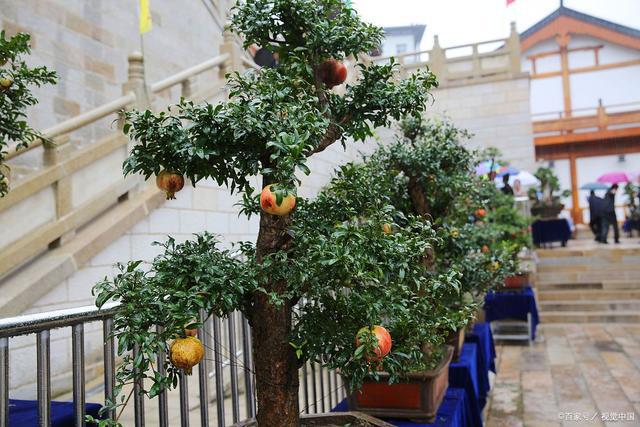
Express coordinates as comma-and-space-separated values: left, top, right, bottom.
0, 31, 56, 196
93, 0, 438, 425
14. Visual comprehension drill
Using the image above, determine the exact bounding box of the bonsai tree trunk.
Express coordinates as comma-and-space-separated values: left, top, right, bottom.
252, 177, 301, 426
251, 292, 300, 426
408, 174, 431, 218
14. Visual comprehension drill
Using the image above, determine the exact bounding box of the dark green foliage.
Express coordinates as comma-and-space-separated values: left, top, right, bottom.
0, 31, 57, 196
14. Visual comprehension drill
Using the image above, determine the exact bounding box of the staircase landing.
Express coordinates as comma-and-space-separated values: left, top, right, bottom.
536, 238, 640, 324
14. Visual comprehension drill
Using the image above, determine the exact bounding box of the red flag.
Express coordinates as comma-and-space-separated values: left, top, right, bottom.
507, 0, 516, 5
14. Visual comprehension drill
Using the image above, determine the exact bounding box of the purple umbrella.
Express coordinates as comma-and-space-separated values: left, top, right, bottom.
597, 172, 631, 184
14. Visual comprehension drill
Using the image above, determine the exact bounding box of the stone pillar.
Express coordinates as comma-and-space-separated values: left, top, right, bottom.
508, 22, 522, 74
122, 52, 151, 194
45, 136, 76, 248
122, 52, 150, 111
429, 35, 446, 84
219, 26, 244, 78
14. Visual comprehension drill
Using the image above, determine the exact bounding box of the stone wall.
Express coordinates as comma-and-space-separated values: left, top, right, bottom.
426, 75, 536, 172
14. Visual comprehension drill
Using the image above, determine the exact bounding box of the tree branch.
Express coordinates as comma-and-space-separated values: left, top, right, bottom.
407, 173, 432, 219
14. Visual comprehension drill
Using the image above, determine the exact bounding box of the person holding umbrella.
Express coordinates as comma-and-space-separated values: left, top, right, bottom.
501, 173, 514, 196
587, 190, 603, 240
600, 183, 620, 244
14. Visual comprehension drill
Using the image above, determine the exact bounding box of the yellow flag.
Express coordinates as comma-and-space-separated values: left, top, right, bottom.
139, 0, 152, 33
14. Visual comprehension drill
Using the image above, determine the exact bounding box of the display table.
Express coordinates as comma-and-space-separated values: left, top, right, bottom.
449, 344, 483, 427
333, 387, 472, 426
465, 323, 496, 409
484, 287, 539, 341
8, 399, 103, 426
531, 218, 571, 248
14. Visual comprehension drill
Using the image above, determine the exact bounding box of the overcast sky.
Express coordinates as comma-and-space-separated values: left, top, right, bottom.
353, 0, 640, 50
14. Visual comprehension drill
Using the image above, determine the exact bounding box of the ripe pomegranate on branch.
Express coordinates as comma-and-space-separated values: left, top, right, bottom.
96, 0, 437, 425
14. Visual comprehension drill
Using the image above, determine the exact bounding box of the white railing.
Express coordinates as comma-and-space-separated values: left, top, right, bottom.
368, 23, 522, 86
0, 302, 345, 426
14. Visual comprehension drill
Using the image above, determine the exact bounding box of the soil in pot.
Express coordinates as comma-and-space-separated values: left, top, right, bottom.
346, 346, 454, 423
232, 412, 394, 427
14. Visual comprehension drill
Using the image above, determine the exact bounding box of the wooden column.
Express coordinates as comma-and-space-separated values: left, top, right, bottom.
556, 33, 572, 119
568, 152, 581, 224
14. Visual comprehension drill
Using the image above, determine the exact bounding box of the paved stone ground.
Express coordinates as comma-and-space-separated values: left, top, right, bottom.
486, 324, 640, 427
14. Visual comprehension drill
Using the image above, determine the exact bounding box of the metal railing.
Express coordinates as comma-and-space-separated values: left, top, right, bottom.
0, 303, 345, 426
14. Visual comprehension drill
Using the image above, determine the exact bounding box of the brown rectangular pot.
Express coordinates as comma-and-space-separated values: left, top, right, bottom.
346, 346, 454, 423
231, 412, 394, 426
446, 327, 466, 362
504, 272, 530, 289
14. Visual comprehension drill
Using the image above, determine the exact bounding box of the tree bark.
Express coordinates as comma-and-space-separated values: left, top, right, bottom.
407, 174, 431, 218
251, 177, 301, 427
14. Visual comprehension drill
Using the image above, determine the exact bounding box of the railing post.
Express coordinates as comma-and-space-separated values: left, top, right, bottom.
0, 337, 8, 427
471, 44, 481, 77
429, 35, 446, 84
508, 22, 522, 74
122, 52, 150, 194
219, 26, 243, 78
123, 52, 150, 111
597, 98, 607, 130
45, 136, 75, 249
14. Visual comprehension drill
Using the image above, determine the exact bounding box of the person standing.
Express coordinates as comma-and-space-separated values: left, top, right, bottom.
600, 184, 620, 244
588, 190, 603, 240
501, 174, 514, 196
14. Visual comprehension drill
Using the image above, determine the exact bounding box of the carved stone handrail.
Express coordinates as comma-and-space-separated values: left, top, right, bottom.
369, 22, 523, 86
151, 53, 230, 94
5, 93, 137, 161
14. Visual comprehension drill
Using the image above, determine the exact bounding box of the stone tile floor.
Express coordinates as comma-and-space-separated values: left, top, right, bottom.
486, 324, 640, 427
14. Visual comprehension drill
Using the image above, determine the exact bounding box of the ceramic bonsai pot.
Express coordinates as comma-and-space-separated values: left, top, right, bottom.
446, 327, 466, 362
530, 204, 564, 219
231, 412, 394, 426
346, 346, 454, 423
504, 271, 530, 289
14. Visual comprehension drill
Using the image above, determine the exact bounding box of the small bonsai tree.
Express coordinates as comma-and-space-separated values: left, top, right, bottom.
530, 166, 571, 218
0, 31, 57, 196
624, 182, 640, 232
366, 117, 524, 343
93, 1, 437, 425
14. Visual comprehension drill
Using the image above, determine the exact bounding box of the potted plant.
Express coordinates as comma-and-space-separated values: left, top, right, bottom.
89, 1, 439, 426
529, 166, 571, 219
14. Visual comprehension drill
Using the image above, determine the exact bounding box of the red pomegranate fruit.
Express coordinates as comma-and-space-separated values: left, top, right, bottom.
156, 170, 185, 200
319, 59, 347, 88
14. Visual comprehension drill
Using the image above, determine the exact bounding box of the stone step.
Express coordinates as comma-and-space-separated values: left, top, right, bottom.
536, 248, 640, 259
536, 280, 640, 290
535, 282, 603, 290
537, 289, 640, 301
540, 310, 640, 323
536, 271, 640, 283
536, 263, 640, 273
539, 299, 640, 312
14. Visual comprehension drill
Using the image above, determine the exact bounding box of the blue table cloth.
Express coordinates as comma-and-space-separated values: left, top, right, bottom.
465, 323, 496, 409
484, 286, 539, 340
334, 387, 471, 426
449, 343, 483, 427
532, 219, 571, 247
8, 399, 103, 426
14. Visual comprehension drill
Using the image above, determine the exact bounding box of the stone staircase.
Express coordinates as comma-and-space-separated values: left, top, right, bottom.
536, 244, 640, 323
